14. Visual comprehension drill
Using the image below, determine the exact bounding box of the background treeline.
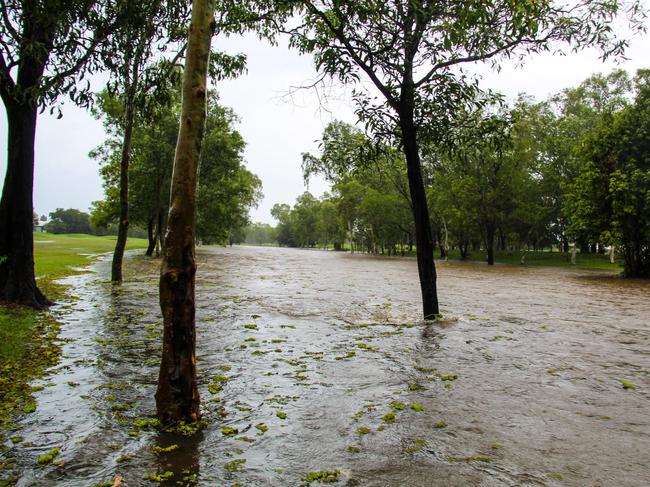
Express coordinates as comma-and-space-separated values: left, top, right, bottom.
256, 68, 649, 277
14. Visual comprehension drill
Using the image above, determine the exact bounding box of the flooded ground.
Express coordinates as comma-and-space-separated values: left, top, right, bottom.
3, 245, 649, 486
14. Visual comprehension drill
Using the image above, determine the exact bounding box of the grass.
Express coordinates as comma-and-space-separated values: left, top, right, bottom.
0, 232, 148, 442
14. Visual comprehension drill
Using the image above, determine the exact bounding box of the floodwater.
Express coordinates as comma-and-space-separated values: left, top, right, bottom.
3, 245, 650, 486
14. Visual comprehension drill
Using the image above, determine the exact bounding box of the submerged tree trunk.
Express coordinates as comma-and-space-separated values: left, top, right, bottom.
156, 0, 214, 424
399, 105, 439, 320
0, 102, 51, 308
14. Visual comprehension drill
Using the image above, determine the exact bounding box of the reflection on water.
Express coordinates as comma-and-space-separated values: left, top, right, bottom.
4, 245, 650, 486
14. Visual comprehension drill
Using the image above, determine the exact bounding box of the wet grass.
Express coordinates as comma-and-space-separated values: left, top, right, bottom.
0, 233, 148, 443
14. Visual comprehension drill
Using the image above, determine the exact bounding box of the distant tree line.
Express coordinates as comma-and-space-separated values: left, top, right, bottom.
261, 69, 649, 278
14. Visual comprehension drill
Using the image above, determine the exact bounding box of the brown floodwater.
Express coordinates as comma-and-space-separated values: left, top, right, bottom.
4, 245, 650, 486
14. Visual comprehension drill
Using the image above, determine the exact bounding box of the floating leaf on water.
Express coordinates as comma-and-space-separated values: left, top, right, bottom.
305, 469, 341, 483
621, 379, 637, 390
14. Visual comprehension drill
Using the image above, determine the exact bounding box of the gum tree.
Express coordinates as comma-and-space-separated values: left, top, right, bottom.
155, 0, 215, 424
291, 0, 644, 319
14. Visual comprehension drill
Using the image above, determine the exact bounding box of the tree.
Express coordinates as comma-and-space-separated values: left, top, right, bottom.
44, 208, 92, 234
0, 1, 114, 308
290, 0, 643, 319
196, 96, 262, 245
565, 71, 650, 277
100, 0, 189, 282
155, 0, 214, 424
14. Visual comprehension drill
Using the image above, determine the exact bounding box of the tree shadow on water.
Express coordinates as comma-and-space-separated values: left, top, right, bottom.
153, 430, 203, 486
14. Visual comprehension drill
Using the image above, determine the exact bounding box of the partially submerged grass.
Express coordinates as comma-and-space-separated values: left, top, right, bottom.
0, 233, 147, 441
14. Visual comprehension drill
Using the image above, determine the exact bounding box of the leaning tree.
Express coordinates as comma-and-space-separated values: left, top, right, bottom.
290, 0, 644, 319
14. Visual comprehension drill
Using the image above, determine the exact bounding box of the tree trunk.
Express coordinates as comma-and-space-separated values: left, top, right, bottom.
485, 225, 495, 265
111, 95, 137, 282
156, 0, 214, 424
146, 217, 156, 256
0, 103, 51, 308
399, 109, 439, 320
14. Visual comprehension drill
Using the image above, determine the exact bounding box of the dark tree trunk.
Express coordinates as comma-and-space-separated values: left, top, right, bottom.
460, 241, 469, 260
0, 103, 51, 308
156, 0, 213, 424
485, 225, 495, 266
146, 217, 156, 256
399, 108, 439, 320
111, 98, 136, 282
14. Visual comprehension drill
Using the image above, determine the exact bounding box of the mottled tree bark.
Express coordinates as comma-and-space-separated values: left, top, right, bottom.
155, 0, 214, 424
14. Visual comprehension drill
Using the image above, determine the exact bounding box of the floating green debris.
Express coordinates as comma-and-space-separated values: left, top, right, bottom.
390, 402, 406, 410
144, 471, 174, 482
356, 426, 371, 435
356, 343, 376, 351
221, 426, 239, 436
450, 455, 491, 463
432, 422, 447, 429
546, 473, 563, 480
621, 379, 637, 390
212, 374, 228, 383
491, 443, 503, 449
237, 436, 255, 443
255, 423, 268, 433
347, 446, 361, 453
382, 412, 396, 424
151, 444, 179, 454
224, 458, 246, 472
116, 455, 131, 463
403, 438, 427, 453
271, 339, 287, 343
133, 418, 160, 430
414, 366, 436, 373
37, 447, 60, 465
439, 374, 458, 381
110, 403, 130, 412
9, 436, 22, 444
410, 403, 425, 412
276, 411, 288, 420
305, 470, 341, 483
244, 337, 256, 342
334, 351, 356, 360
208, 383, 223, 394
408, 383, 424, 392
243, 324, 258, 330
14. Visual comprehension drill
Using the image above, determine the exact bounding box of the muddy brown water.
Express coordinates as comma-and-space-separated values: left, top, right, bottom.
3, 245, 649, 486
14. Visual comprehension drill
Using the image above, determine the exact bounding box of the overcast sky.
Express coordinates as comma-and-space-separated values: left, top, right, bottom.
1, 23, 648, 225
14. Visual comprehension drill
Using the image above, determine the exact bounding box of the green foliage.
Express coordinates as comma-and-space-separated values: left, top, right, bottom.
44, 208, 91, 235
564, 70, 650, 277
91, 92, 262, 247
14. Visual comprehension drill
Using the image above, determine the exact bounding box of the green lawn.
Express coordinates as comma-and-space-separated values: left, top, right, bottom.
33, 232, 148, 277
0, 233, 148, 440
444, 248, 623, 272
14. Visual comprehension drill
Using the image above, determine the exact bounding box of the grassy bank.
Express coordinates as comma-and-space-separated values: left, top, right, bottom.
310, 243, 622, 272
0, 233, 148, 445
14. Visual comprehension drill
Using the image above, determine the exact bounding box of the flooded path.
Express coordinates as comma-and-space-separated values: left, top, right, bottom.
4, 246, 650, 486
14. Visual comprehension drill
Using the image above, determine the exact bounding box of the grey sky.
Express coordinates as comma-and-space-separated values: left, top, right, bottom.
1, 26, 648, 225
